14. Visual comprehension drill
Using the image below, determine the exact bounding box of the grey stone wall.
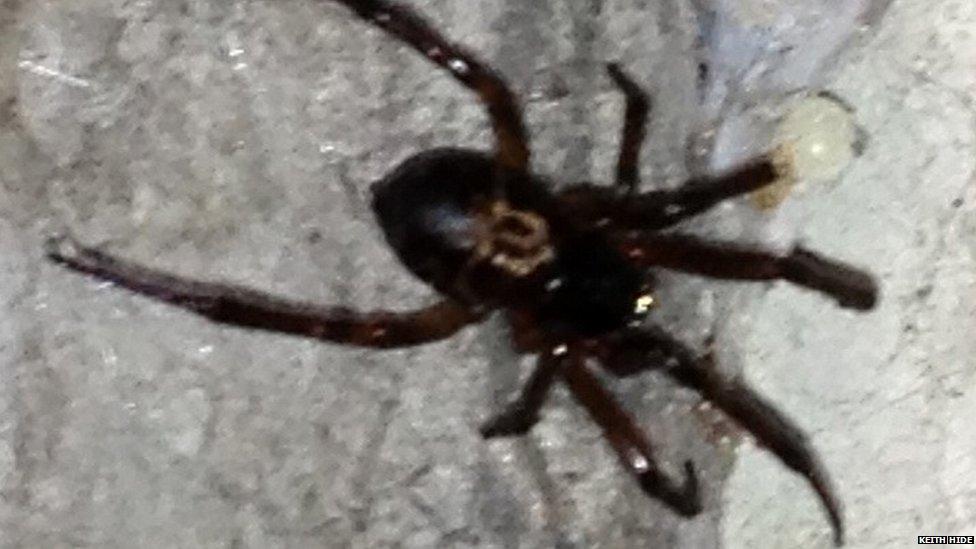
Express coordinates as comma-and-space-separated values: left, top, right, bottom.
1, 0, 973, 547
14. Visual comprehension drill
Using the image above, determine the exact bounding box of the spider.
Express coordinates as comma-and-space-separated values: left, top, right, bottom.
46, 0, 877, 545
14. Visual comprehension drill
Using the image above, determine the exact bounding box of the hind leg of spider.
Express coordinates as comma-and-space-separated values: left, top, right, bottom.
593, 326, 844, 546
606, 63, 651, 195
46, 234, 482, 348
331, 0, 528, 175
617, 232, 877, 310
562, 352, 701, 516
480, 348, 565, 438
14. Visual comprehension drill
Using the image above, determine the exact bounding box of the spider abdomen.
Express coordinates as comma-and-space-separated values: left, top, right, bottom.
370, 148, 498, 299
371, 148, 561, 309
371, 147, 648, 336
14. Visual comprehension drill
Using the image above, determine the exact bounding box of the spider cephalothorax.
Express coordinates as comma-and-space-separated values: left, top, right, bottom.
47, 0, 877, 545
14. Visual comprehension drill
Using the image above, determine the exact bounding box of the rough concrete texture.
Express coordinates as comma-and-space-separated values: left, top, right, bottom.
1, 0, 973, 547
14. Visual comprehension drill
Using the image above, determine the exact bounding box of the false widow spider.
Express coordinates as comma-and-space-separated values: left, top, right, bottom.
46, 0, 877, 545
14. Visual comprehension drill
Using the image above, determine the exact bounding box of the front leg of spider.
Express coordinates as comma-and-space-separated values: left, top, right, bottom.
563, 351, 702, 516
597, 327, 845, 546
558, 62, 784, 231
619, 232, 877, 310
606, 62, 651, 195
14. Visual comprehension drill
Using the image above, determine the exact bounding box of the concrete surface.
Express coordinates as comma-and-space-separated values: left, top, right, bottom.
1, 0, 974, 547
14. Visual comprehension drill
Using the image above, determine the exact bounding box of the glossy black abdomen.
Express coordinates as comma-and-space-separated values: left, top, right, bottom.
371, 148, 647, 337
370, 148, 497, 299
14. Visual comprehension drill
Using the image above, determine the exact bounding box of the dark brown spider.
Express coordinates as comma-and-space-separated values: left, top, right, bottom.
46, 0, 877, 545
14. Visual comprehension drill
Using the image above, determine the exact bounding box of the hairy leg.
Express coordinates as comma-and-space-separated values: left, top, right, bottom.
46, 235, 482, 348
558, 155, 779, 231
594, 327, 844, 546
606, 62, 651, 195
480, 347, 565, 438
330, 0, 529, 176
562, 352, 701, 516
617, 232, 877, 310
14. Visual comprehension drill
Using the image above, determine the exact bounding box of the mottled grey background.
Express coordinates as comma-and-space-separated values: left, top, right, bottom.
1, 0, 974, 547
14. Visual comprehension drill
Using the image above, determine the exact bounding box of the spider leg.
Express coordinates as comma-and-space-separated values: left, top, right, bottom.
558, 156, 778, 231
480, 347, 564, 438
631, 156, 781, 227
617, 232, 877, 310
46, 235, 482, 348
562, 352, 702, 516
595, 326, 844, 546
331, 0, 529, 175
606, 63, 651, 195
